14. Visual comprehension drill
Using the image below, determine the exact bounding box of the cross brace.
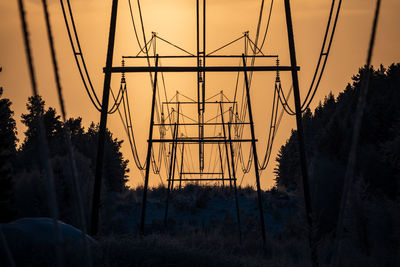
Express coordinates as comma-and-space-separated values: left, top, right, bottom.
154, 122, 250, 126
163, 101, 237, 104
123, 55, 278, 59
181, 172, 223, 175
150, 139, 256, 143
106, 66, 299, 73
168, 178, 236, 182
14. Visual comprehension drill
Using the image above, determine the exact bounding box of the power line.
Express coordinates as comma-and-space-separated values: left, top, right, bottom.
108, 81, 126, 114
276, 83, 295, 115
233, 0, 275, 178
128, 0, 144, 51
60, 0, 101, 111
258, 79, 279, 170
111, 88, 146, 181
259, 83, 293, 171
60, 0, 123, 113
126, 3, 167, 178
301, 0, 343, 111
120, 82, 146, 170
258, 0, 274, 52
135, 35, 154, 57
135, 0, 164, 138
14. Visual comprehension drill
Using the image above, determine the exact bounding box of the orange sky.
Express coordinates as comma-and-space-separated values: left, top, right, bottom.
1, 0, 399, 189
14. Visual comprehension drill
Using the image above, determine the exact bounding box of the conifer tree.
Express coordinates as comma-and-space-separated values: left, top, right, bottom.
0, 87, 18, 222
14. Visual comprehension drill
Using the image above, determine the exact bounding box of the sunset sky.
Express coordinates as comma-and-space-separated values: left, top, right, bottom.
1, 0, 399, 189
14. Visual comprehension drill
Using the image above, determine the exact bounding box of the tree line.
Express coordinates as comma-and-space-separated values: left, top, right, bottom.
274, 63, 400, 250
0, 92, 129, 233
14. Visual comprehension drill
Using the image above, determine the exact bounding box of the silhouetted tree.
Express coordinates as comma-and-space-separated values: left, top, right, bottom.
275, 63, 400, 242
275, 63, 400, 197
0, 88, 18, 222
86, 123, 128, 193
14, 95, 129, 228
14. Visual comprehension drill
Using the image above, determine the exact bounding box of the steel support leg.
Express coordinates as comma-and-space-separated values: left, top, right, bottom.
170, 103, 180, 191
91, 0, 118, 236
179, 143, 185, 189
242, 55, 266, 246
284, 1, 317, 265
202, 0, 206, 111
219, 102, 233, 189
196, 0, 205, 172
140, 55, 159, 234
227, 121, 242, 244
218, 143, 225, 187
164, 121, 178, 226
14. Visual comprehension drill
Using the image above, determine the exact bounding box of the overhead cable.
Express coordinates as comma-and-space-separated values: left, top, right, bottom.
301, 0, 343, 111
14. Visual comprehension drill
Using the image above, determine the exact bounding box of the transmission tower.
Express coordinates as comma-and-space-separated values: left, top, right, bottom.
91, 0, 310, 250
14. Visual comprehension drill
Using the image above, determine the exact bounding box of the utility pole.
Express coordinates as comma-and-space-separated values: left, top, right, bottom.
90, 0, 119, 236
242, 56, 266, 246
197, 0, 206, 172
140, 56, 159, 234
101, 0, 301, 248
284, 0, 317, 265
111, 60, 296, 244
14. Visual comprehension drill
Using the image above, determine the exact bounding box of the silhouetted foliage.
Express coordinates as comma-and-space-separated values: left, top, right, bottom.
19, 95, 62, 168
13, 95, 129, 230
276, 63, 400, 195
0, 89, 18, 222
77, 122, 129, 193
274, 63, 400, 252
